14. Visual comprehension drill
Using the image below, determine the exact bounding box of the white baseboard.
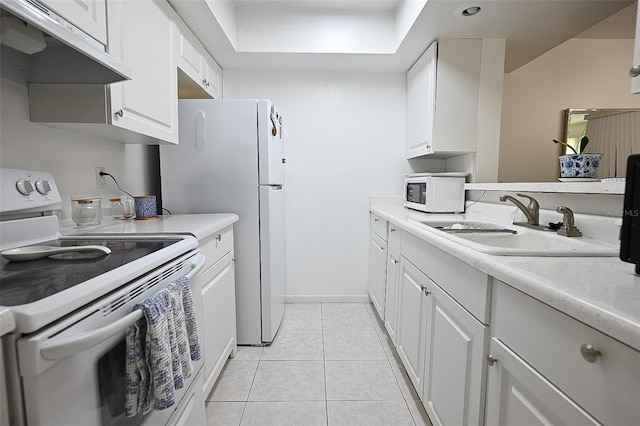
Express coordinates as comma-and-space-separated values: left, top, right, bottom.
285, 295, 370, 304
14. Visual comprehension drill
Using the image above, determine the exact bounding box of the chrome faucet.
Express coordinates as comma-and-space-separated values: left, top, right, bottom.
500, 193, 540, 226
556, 206, 582, 237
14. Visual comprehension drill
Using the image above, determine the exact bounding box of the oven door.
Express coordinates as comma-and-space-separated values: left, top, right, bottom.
12, 252, 205, 426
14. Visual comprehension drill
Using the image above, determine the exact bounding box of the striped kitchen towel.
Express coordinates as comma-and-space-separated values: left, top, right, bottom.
125, 276, 201, 417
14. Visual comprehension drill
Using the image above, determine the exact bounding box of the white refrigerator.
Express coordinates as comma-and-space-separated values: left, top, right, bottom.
159, 99, 285, 345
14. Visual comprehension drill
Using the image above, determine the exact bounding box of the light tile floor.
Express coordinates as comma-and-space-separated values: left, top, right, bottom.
205, 303, 433, 426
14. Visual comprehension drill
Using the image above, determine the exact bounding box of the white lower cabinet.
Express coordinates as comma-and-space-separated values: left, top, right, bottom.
368, 231, 387, 319
396, 257, 429, 393
488, 281, 640, 426
383, 226, 402, 344
372, 212, 640, 426
485, 337, 600, 426
198, 226, 237, 397
367, 213, 388, 320
422, 281, 488, 426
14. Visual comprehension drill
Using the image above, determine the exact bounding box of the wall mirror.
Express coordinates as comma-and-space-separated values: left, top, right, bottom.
562, 108, 640, 177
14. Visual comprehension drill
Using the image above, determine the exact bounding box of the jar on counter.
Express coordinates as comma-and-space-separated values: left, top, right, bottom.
71, 196, 102, 226
109, 196, 134, 219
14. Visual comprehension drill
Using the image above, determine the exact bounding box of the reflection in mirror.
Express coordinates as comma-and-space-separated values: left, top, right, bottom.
562, 108, 640, 178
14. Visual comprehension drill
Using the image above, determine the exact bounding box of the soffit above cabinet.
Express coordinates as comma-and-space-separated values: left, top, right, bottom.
168, 0, 634, 72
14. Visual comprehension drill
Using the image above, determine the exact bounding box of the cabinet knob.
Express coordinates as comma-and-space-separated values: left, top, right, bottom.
374, 218, 379, 222
390, 228, 396, 232
630, 64, 640, 78
580, 344, 601, 363
487, 355, 498, 366
423, 288, 431, 296
115, 109, 124, 118
216, 234, 222, 242
202, 78, 207, 86
392, 258, 398, 265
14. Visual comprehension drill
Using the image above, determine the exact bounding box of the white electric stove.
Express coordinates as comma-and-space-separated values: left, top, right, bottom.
0, 168, 207, 426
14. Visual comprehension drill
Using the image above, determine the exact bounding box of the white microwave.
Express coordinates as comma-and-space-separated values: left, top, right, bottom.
404, 175, 466, 213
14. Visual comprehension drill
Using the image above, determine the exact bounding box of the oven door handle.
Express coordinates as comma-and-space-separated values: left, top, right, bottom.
40, 255, 205, 361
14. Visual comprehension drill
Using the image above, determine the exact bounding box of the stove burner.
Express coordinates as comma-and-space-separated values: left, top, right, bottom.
0, 238, 181, 306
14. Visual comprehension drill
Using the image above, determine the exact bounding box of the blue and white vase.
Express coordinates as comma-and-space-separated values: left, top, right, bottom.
559, 153, 603, 178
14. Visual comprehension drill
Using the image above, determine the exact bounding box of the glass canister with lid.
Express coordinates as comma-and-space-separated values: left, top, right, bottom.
70, 196, 102, 225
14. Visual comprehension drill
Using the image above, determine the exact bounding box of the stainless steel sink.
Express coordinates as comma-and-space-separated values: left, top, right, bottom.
408, 219, 619, 257
410, 220, 515, 232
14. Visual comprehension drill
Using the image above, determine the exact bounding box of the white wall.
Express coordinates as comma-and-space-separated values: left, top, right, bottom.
224, 70, 413, 300
0, 78, 157, 218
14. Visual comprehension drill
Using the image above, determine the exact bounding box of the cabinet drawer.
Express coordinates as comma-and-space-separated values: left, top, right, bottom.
492, 281, 640, 426
370, 212, 388, 241
402, 232, 490, 323
388, 224, 401, 259
199, 226, 234, 272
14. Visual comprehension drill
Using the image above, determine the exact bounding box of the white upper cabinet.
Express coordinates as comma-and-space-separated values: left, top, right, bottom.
406, 39, 483, 159
28, 0, 179, 144
632, 0, 640, 94
175, 18, 222, 99
407, 40, 437, 158
107, 0, 178, 144
39, 0, 107, 44
28, 0, 225, 144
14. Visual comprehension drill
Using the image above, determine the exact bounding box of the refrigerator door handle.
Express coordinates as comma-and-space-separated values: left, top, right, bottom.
270, 185, 283, 190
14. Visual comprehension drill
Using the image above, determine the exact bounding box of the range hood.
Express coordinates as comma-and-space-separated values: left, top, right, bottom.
0, 0, 131, 84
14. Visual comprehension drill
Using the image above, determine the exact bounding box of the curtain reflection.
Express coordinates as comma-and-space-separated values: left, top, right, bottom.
584, 111, 640, 177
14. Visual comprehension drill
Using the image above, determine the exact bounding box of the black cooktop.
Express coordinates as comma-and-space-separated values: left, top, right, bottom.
0, 238, 181, 306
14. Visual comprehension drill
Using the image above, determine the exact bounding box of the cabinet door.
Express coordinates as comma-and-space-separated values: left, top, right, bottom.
422, 282, 488, 426
406, 41, 436, 158
201, 253, 237, 397
367, 231, 387, 320
202, 55, 222, 99
40, 0, 107, 44
485, 338, 601, 426
395, 258, 429, 393
106, 0, 178, 144
383, 253, 400, 345
176, 25, 203, 88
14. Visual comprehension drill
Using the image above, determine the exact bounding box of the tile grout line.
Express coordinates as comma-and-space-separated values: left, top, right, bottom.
321, 303, 330, 426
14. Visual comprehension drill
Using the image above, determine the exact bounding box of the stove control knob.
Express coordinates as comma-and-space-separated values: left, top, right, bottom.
16, 179, 34, 196
35, 179, 52, 195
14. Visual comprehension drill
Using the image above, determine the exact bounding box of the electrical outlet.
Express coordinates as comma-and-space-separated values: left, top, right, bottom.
95, 167, 106, 189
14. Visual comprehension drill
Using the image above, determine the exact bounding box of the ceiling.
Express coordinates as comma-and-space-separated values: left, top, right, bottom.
168, 0, 636, 72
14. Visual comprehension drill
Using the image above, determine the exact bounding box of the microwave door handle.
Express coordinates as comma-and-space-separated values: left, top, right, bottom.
40, 255, 205, 361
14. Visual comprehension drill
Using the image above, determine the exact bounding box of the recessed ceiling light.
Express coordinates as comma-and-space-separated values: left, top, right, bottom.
461, 6, 482, 17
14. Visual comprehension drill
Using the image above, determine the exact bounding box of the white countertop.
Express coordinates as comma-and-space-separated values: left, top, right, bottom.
59, 213, 239, 241
370, 204, 640, 352
466, 181, 625, 194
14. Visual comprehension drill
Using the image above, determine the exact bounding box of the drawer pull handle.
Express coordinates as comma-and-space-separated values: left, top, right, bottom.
487, 355, 498, 366
580, 344, 601, 363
